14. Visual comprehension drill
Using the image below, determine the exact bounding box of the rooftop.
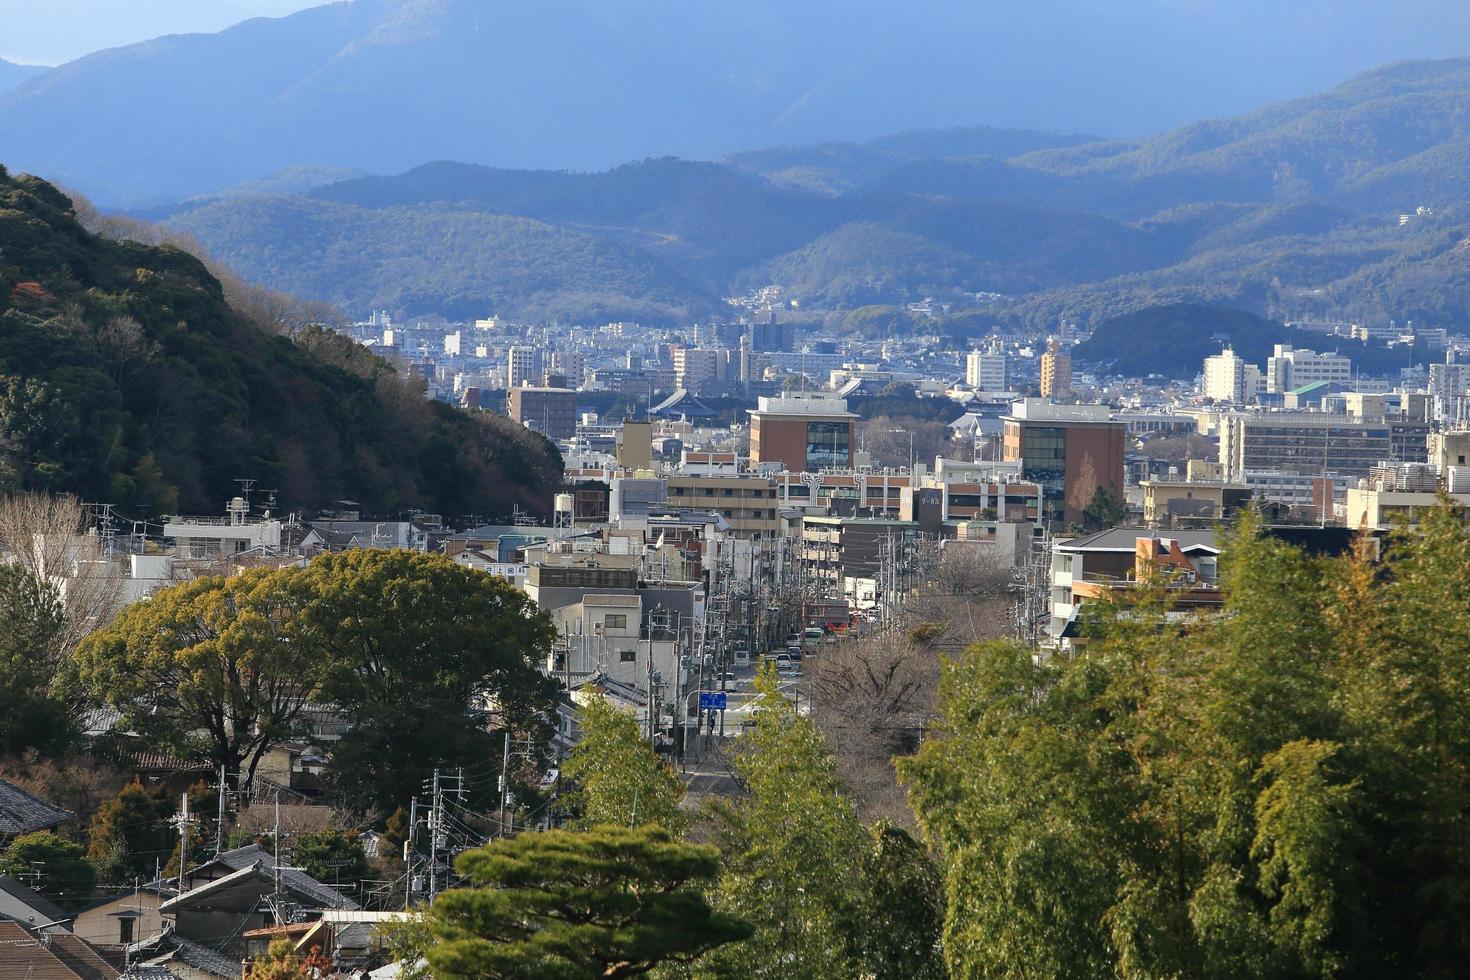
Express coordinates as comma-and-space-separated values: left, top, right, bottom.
0, 779, 74, 836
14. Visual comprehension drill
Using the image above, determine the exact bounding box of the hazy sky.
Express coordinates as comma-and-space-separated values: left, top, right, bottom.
0, 0, 323, 65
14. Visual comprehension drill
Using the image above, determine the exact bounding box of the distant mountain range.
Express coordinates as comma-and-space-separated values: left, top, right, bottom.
132, 56, 1470, 329
0, 58, 44, 94
6, 0, 1470, 205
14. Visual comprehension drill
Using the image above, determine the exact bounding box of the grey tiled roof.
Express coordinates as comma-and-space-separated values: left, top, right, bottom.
210, 845, 359, 910
0, 779, 74, 835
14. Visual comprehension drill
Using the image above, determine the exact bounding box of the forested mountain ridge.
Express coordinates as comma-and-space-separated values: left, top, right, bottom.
124, 55, 1470, 331
0, 167, 561, 520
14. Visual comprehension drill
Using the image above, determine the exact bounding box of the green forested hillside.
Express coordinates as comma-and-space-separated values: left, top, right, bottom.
1074, 303, 1434, 378
0, 168, 561, 519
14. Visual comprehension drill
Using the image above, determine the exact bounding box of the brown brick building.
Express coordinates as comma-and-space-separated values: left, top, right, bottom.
509, 386, 576, 440
1002, 399, 1125, 526
748, 393, 857, 472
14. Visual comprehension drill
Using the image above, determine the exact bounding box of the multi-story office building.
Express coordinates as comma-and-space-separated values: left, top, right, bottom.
1266, 344, 1352, 394
672, 347, 720, 392
1040, 338, 1072, 399
799, 515, 919, 588
1219, 413, 1391, 480
508, 386, 577, 440
1002, 399, 1125, 526
748, 393, 857, 472
665, 474, 779, 539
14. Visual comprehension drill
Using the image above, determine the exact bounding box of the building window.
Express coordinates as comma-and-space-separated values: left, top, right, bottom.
605, 614, 627, 629
119, 917, 135, 944
620, 649, 636, 663
807, 421, 850, 470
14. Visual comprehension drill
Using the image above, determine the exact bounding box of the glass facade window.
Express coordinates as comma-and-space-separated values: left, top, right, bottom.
807, 421, 850, 470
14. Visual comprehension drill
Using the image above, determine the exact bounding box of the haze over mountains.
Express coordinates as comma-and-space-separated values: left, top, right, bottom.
133, 56, 1470, 332
6, 0, 1470, 204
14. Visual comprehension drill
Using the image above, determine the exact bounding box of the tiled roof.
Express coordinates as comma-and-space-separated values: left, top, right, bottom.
46, 932, 120, 980
0, 779, 74, 835
0, 921, 108, 979
194, 845, 359, 910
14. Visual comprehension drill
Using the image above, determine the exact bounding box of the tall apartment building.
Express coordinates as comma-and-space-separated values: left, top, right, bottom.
1002, 399, 1125, 526
508, 387, 577, 440
1040, 338, 1072, 399
1202, 347, 1261, 404
1265, 344, 1352, 394
1219, 414, 1392, 480
507, 346, 538, 388
748, 393, 857, 472
965, 346, 1009, 391
672, 347, 721, 393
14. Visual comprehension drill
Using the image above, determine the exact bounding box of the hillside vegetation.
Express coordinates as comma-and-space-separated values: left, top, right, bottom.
0, 168, 561, 520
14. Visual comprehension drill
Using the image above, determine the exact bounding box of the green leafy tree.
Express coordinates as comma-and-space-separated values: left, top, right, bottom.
900, 507, 1470, 979
0, 563, 71, 757
0, 831, 95, 909
561, 694, 685, 832
704, 665, 866, 979
69, 568, 325, 789
291, 549, 558, 815
294, 829, 368, 889
428, 825, 751, 979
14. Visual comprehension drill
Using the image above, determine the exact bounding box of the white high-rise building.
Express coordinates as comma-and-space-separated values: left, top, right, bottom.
507, 346, 538, 388
1203, 348, 1260, 404
1266, 344, 1352, 394
965, 347, 1009, 391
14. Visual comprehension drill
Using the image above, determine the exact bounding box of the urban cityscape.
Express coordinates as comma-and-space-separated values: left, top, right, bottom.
3, 2, 1470, 978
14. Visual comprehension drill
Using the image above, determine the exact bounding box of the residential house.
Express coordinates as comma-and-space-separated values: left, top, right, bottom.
0, 779, 74, 840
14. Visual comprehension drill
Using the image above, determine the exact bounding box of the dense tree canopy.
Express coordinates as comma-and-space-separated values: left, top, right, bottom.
901, 506, 1470, 978
0, 832, 94, 910
290, 549, 557, 815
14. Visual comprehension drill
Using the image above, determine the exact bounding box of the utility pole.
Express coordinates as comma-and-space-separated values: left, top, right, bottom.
405, 797, 418, 911
427, 769, 441, 907
215, 765, 228, 856
171, 792, 195, 893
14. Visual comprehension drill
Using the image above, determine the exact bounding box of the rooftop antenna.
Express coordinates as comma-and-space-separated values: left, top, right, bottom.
235, 478, 257, 512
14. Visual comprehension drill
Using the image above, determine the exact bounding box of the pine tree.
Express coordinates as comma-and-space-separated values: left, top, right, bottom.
427, 825, 750, 979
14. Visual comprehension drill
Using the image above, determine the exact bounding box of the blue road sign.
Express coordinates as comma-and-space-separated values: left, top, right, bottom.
699, 691, 727, 710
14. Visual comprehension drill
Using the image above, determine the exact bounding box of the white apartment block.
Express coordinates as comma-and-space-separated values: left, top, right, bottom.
1266, 344, 1352, 394
1202, 348, 1260, 404
965, 348, 1009, 391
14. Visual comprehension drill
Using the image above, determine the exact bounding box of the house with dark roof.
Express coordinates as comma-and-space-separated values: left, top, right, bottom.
0, 779, 74, 839
0, 873, 73, 931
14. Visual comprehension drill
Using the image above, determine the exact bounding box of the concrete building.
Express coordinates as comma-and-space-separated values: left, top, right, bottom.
1002, 399, 1126, 526
1266, 344, 1352, 394
1040, 338, 1072, 398
1140, 480, 1252, 527
164, 497, 282, 558
507, 346, 538, 389
665, 473, 779, 539
965, 346, 1009, 391
748, 393, 857, 472
616, 420, 653, 471
1219, 414, 1392, 480
672, 347, 724, 394
508, 386, 576, 440
799, 514, 918, 593
1202, 347, 1261, 404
